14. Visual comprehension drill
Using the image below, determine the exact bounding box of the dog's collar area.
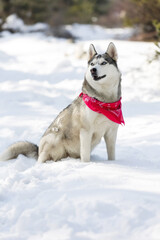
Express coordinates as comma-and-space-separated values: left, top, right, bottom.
79, 92, 125, 125
79, 92, 121, 109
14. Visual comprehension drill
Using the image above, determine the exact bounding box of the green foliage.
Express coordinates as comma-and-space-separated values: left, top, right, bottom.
153, 20, 160, 60
66, 0, 95, 24
0, 0, 111, 26
0, 0, 56, 24
124, 0, 160, 32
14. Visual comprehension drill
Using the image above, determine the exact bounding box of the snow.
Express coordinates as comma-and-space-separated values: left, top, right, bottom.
2, 14, 134, 40
2, 14, 48, 33
0, 26, 160, 240
65, 23, 134, 40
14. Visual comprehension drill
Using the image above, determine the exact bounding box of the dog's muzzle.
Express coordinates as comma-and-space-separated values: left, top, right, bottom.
90, 68, 106, 81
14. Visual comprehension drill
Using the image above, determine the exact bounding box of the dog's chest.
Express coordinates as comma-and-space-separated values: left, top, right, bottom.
84, 106, 115, 137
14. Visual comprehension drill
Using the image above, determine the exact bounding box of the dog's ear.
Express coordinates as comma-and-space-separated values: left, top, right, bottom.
88, 44, 97, 61
106, 42, 118, 61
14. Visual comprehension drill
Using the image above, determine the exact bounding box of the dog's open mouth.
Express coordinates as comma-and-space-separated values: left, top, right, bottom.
91, 73, 106, 81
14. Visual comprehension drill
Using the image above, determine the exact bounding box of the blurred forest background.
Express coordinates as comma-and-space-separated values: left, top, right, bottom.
0, 0, 160, 42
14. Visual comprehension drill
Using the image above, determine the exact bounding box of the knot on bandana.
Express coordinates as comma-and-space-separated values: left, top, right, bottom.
79, 92, 125, 125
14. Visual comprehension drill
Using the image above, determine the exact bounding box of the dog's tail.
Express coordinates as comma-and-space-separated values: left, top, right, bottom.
0, 141, 38, 161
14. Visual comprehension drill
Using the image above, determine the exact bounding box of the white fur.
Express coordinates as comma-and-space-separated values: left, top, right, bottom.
80, 128, 92, 162
85, 59, 121, 101
80, 96, 118, 162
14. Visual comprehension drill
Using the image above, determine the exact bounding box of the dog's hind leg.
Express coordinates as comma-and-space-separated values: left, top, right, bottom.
38, 138, 67, 163
37, 152, 50, 163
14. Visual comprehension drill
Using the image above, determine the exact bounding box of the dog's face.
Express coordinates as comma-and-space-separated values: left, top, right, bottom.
85, 42, 121, 88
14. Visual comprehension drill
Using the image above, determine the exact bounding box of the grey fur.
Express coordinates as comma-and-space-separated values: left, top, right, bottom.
0, 142, 38, 161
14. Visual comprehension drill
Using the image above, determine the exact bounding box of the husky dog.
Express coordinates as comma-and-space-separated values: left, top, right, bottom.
0, 42, 123, 163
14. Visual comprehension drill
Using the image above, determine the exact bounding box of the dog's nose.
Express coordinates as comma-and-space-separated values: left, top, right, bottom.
90, 68, 97, 74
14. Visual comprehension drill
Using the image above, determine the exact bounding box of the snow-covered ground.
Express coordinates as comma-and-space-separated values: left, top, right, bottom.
1, 14, 134, 40
0, 29, 160, 240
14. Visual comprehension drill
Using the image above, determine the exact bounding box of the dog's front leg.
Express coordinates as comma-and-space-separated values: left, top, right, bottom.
80, 128, 92, 162
104, 126, 118, 160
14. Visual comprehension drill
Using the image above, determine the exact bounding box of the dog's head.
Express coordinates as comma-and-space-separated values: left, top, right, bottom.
85, 42, 121, 88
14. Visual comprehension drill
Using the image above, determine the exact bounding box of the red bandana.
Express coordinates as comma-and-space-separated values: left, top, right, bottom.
79, 92, 125, 125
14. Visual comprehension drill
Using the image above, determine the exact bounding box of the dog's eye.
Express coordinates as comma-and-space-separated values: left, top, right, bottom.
91, 62, 94, 66
101, 61, 107, 65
